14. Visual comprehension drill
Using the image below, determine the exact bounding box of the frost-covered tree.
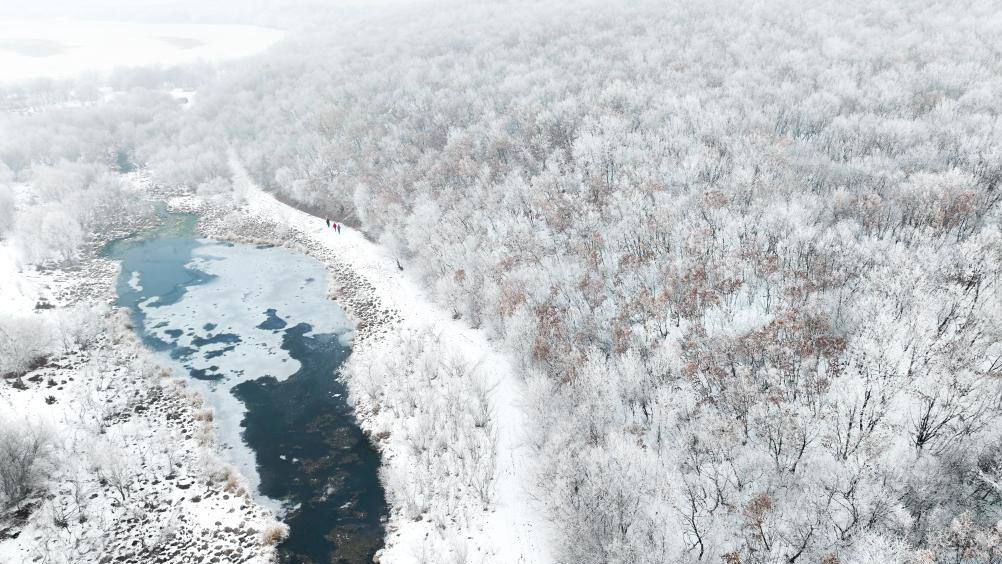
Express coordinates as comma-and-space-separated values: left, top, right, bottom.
0, 418, 53, 509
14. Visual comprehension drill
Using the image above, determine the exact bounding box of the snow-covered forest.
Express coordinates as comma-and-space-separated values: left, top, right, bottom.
157, 1, 1002, 562
3, 0, 1002, 563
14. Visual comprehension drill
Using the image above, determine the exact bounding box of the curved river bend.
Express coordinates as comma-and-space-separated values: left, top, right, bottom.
105, 211, 387, 564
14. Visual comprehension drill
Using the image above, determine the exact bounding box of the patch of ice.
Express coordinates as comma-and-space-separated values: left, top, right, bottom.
127, 271, 142, 291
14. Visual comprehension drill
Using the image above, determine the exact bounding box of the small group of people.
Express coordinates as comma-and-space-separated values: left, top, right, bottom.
325, 217, 341, 233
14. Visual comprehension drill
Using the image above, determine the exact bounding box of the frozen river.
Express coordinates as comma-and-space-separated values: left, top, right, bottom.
105, 211, 387, 564
0, 19, 283, 84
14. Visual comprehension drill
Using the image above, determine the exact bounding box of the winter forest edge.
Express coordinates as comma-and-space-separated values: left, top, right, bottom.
1, 1, 1002, 563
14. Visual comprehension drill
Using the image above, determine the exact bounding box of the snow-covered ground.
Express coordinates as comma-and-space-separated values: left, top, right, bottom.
0, 20, 284, 84
219, 165, 553, 564
0, 242, 40, 315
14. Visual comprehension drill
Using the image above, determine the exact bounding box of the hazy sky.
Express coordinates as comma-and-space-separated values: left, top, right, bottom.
1, 0, 422, 22
0, 0, 326, 25
0, 0, 427, 30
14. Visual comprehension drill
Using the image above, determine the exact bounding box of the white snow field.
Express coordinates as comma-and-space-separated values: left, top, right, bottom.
0, 20, 284, 84
228, 164, 553, 564
0, 242, 38, 316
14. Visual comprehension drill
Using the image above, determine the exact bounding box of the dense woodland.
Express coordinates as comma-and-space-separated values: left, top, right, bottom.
3, 0, 1002, 563
171, 2, 1002, 562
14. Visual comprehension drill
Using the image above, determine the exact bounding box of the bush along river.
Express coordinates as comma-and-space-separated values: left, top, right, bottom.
104, 210, 387, 564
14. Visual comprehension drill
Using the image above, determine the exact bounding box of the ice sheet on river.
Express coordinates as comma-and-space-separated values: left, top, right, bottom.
138, 241, 353, 508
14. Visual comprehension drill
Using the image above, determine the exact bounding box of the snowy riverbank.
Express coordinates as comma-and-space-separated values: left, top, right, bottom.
0, 183, 285, 564
170, 162, 554, 564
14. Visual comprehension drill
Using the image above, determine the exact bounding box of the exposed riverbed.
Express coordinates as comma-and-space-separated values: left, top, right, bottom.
105, 210, 387, 564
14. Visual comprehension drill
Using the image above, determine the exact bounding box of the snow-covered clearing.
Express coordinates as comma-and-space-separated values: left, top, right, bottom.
224, 166, 553, 563
0, 20, 284, 85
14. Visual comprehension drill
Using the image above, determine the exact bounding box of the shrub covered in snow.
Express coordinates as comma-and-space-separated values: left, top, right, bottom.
0, 418, 53, 509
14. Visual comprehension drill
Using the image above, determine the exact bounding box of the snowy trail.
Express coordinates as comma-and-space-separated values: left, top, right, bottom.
230, 167, 552, 564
